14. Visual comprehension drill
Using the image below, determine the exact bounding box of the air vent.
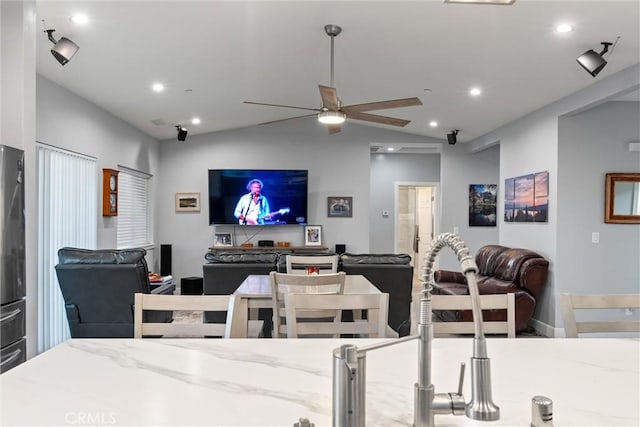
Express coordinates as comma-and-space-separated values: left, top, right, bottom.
398, 146, 440, 154
150, 119, 167, 126
370, 146, 383, 153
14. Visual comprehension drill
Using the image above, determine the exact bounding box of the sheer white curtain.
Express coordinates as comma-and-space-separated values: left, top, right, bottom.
37, 144, 97, 353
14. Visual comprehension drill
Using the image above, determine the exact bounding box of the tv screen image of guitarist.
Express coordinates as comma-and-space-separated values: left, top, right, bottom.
234, 179, 290, 225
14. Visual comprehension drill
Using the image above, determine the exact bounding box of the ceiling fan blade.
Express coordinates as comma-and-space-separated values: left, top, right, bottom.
327, 123, 342, 134
342, 97, 423, 113
346, 111, 411, 127
257, 113, 317, 126
318, 85, 339, 110
243, 101, 320, 112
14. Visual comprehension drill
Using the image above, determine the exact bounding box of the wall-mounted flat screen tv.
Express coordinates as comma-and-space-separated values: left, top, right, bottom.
208, 169, 308, 225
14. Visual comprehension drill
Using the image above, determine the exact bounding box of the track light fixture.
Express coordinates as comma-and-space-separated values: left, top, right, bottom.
447, 129, 459, 145
45, 29, 79, 66
176, 125, 188, 142
576, 42, 613, 77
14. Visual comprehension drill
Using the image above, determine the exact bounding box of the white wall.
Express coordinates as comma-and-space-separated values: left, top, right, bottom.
369, 152, 441, 253
157, 118, 430, 282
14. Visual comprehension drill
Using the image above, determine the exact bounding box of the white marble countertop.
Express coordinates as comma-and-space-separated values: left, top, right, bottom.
1, 338, 638, 426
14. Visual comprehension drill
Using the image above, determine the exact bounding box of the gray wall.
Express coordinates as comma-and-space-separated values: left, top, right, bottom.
369, 152, 441, 253
157, 118, 430, 282
1, 0, 37, 357
470, 63, 640, 335
37, 76, 162, 261
438, 143, 500, 270
557, 100, 640, 321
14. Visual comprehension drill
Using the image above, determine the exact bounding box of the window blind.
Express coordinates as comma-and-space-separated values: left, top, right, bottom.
37, 144, 97, 353
117, 167, 152, 249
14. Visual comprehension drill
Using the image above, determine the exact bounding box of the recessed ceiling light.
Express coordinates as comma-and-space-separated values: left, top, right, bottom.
70, 14, 89, 25
152, 83, 164, 92
469, 87, 482, 97
387, 147, 395, 152
191, 118, 201, 125
429, 121, 438, 127
556, 23, 573, 33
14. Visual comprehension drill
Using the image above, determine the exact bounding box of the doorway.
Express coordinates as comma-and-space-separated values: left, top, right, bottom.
395, 183, 438, 290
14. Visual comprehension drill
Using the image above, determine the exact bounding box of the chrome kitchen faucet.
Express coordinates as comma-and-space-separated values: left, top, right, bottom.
332, 233, 499, 427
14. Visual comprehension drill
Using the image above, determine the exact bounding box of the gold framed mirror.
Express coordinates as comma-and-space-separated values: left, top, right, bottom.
604, 173, 640, 224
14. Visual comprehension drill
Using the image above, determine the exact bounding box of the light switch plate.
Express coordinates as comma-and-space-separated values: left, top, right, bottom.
591, 232, 600, 243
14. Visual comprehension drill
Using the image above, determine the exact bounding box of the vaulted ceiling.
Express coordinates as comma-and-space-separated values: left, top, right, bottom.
36, 1, 640, 143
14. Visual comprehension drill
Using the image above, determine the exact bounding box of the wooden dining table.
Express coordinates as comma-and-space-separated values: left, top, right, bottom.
231, 274, 382, 338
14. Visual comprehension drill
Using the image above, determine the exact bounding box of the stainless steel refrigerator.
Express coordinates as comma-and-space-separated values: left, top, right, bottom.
0, 145, 26, 373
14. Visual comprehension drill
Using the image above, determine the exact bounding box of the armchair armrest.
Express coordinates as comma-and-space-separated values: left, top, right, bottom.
151, 283, 175, 295
434, 270, 467, 284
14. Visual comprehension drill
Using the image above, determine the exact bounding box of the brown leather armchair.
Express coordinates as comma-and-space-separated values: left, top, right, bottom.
432, 245, 549, 332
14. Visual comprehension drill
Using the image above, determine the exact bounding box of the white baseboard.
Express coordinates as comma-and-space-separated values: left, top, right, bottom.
529, 318, 565, 338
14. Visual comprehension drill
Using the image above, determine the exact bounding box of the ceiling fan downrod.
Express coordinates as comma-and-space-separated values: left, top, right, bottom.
324, 24, 342, 88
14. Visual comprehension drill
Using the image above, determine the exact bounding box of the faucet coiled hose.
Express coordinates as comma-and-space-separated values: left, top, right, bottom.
419, 233, 484, 339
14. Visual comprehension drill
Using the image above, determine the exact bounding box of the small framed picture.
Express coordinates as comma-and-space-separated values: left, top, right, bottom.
175, 192, 200, 212
214, 232, 234, 247
328, 196, 352, 218
304, 225, 322, 246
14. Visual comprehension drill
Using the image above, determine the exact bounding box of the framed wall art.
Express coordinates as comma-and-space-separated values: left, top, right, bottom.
327, 196, 352, 218
214, 232, 234, 247
504, 171, 548, 222
469, 184, 497, 226
304, 225, 322, 246
175, 192, 200, 212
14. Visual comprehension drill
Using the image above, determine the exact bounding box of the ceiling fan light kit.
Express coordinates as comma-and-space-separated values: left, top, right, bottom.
317, 111, 346, 125
243, 24, 422, 134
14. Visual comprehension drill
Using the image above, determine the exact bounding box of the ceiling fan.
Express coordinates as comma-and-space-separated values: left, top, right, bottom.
243, 24, 423, 134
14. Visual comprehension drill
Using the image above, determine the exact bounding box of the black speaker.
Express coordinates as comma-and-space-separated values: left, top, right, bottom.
160, 244, 172, 276
258, 240, 274, 247
176, 126, 188, 142
335, 244, 346, 254
181, 277, 203, 295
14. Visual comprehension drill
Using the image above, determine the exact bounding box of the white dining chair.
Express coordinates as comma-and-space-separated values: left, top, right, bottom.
285, 254, 339, 275
134, 293, 261, 338
270, 271, 346, 338
284, 292, 389, 338
411, 293, 516, 338
560, 293, 640, 338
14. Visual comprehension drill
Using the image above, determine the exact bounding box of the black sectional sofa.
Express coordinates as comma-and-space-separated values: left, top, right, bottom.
203, 250, 414, 337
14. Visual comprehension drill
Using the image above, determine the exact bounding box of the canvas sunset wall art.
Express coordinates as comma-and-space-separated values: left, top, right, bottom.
504, 171, 549, 222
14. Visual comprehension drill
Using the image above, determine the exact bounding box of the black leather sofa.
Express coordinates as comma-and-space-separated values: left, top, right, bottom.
203, 251, 278, 336
339, 253, 413, 337
55, 247, 175, 338
203, 250, 413, 337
